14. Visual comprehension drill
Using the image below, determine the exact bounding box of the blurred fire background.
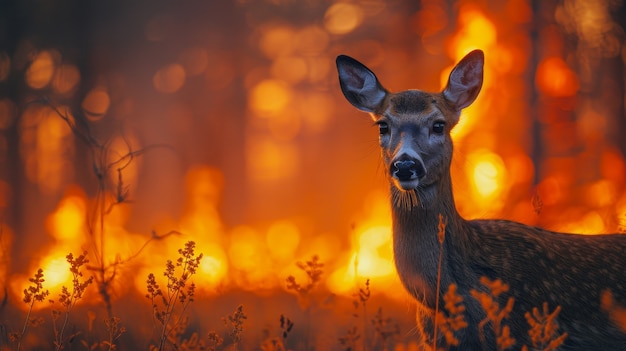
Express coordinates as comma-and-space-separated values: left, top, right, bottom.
0, 0, 625, 349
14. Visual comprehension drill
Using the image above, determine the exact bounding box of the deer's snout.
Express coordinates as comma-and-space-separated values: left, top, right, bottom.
393, 160, 417, 181
391, 157, 426, 189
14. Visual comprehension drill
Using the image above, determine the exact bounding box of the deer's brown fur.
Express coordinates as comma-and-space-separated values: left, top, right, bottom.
336, 50, 626, 350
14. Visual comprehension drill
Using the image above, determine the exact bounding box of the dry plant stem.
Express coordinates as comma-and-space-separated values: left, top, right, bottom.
471, 278, 515, 351
46, 101, 116, 318
45, 99, 175, 319
17, 300, 36, 351
362, 292, 368, 351
107, 335, 116, 350
54, 252, 94, 351
18, 268, 49, 351
54, 312, 70, 351
207, 331, 224, 351
338, 326, 360, 350
280, 314, 294, 341
147, 242, 201, 351
523, 303, 567, 351
305, 307, 311, 351
371, 307, 399, 351
54, 309, 81, 351
435, 283, 467, 348
104, 317, 125, 351
433, 214, 446, 350
88, 141, 145, 319
157, 289, 178, 348
223, 304, 247, 351
158, 289, 184, 350
159, 269, 190, 349
286, 256, 323, 351
359, 279, 370, 351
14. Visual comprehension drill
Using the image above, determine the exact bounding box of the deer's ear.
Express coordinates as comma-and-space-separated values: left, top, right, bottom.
336, 55, 388, 113
443, 50, 484, 111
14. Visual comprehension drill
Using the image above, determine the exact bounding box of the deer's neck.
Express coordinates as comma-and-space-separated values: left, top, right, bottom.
390, 174, 468, 306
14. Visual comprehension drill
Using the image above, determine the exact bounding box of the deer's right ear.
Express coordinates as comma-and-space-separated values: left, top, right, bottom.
336, 55, 387, 113
442, 50, 484, 111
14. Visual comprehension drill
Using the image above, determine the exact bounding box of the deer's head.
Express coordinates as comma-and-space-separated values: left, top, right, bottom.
336, 51, 484, 206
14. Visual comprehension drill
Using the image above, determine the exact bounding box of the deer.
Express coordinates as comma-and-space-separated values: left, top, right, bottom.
336, 50, 626, 350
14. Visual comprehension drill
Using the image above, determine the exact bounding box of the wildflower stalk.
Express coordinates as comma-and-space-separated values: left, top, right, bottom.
161, 247, 200, 350
146, 240, 202, 351
17, 268, 49, 351
522, 302, 567, 351
359, 279, 370, 351
223, 304, 247, 351
434, 284, 467, 349
286, 255, 324, 351
53, 251, 94, 351
371, 307, 400, 351
433, 213, 447, 350
470, 277, 516, 351
104, 317, 126, 351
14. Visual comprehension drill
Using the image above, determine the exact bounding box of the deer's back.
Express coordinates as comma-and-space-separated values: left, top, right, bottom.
464, 219, 626, 349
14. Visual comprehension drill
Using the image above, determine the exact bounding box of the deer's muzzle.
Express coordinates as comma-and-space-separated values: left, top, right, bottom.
393, 160, 417, 180
391, 158, 426, 190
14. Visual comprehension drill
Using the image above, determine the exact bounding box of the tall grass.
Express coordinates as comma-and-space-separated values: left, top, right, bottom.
6, 239, 572, 351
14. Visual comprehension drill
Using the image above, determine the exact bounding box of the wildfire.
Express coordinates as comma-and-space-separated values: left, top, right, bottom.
12, 188, 87, 309
47, 191, 86, 242
535, 57, 579, 97
467, 149, 509, 208
327, 190, 402, 298
2, 2, 625, 349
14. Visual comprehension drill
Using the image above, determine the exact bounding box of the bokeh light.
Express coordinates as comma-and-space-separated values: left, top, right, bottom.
249, 79, 292, 117
153, 63, 186, 93
25, 50, 56, 89
81, 88, 111, 121
324, 2, 364, 35
52, 64, 81, 95
535, 57, 579, 96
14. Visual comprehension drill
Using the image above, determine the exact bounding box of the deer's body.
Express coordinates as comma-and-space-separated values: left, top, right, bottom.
336, 50, 626, 350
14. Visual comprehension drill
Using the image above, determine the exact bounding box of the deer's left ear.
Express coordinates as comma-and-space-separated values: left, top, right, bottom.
336, 55, 388, 113
443, 50, 484, 111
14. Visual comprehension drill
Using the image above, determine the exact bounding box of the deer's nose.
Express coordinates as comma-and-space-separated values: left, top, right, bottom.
392, 159, 425, 181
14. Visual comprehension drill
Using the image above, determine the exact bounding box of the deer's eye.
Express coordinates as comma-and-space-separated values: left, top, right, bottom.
378, 122, 389, 135
432, 121, 445, 134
